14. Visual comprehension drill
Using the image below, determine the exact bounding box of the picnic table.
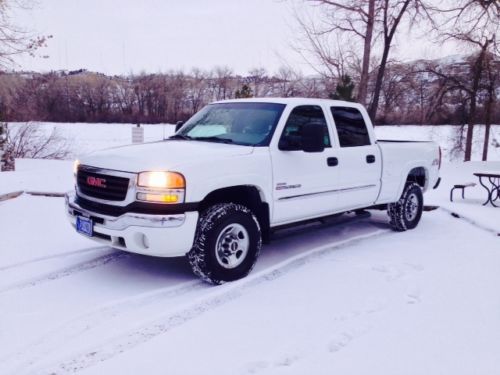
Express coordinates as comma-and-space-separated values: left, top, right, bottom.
474, 171, 500, 207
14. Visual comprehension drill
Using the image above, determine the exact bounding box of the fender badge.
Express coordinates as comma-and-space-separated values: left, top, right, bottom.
276, 183, 302, 190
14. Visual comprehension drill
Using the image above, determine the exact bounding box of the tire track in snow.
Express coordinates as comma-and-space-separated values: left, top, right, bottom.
0, 246, 111, 273
439, 207, 500, 236
2, 279, 205, 374
0, 252, 129, 295
30, 229, 390, 375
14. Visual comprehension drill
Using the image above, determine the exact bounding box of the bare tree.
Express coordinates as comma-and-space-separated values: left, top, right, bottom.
0, 0, 51, 69
412, 63, 457, 125
186, 68, 209, 115
5, 122, 71, 160
433, 0, 499, 161
296, 0, 376, 104
246, 68, 268, 97
293, 1, 374, 102
369, 0, 433, 121
482, 53, 499, 161
296, 0, 433, 120
273, 66, 302, 97
211, 66, 234, 101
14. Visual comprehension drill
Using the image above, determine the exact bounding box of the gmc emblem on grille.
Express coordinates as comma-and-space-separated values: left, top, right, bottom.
86, 176, 107, 188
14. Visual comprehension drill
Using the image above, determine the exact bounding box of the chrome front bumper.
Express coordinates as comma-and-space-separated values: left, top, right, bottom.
65, 191, 186, 229
65, 191, 199, 257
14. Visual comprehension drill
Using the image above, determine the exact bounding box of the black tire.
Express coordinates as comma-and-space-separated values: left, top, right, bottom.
187, 203, 262, 284
387, 182, 423, 232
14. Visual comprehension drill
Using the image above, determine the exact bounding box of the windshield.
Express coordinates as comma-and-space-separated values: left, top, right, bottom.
175, 102, 286, 146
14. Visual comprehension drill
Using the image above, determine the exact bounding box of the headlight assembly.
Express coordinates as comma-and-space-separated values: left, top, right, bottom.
136, 171, 185, 204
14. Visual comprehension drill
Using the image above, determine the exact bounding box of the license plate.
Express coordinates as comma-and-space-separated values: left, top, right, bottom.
76, 216, 93, 237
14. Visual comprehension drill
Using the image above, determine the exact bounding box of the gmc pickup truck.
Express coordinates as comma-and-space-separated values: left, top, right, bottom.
66, 98, 441, 284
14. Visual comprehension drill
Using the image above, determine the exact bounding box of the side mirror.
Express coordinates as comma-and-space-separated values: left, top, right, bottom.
301, 123, 325, 153
278, 136, 301, 151
175, 121, 184, 132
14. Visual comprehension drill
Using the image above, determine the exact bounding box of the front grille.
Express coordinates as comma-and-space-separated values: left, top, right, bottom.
77, 168, 130, 201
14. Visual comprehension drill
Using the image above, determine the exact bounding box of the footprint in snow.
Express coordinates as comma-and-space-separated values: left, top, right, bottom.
246, 353, 302, 373
246, 360, 269, 373
274, 354, 300, 367
328, 332, 353, 353
371, 264, 405, 281
332, 310, 361, 322
404, 262, 424, 272
327, 326, 370, 354
406, 293, 421, 304
371, 262, 424, 282
406, 286, 421, 304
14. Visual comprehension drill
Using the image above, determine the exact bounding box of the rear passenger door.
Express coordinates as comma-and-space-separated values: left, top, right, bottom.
330, 106, 381, 210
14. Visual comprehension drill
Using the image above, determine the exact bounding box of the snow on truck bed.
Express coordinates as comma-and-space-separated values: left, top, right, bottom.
1, 122, 500, 374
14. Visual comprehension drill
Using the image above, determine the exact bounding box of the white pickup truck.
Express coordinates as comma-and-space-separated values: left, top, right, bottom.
66, 98, 441, 284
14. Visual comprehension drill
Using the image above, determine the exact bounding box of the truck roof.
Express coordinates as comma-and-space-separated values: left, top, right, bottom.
212, 97, 364, 108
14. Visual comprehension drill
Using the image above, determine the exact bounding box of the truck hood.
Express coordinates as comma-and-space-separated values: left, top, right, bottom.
79, 140, 254, 172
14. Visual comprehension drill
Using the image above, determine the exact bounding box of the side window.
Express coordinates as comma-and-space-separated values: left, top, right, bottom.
331, 107, 371, 147
280, 105, 331, 148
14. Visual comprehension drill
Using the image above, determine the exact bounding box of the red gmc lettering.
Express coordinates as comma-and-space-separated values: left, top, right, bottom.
86, 176, 107, 188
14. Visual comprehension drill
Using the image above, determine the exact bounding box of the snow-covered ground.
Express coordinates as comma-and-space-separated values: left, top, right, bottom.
1, 123, 500, 374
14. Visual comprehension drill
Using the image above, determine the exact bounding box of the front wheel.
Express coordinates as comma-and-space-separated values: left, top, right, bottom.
187, 203, 262, 284
387, 182, 423, 232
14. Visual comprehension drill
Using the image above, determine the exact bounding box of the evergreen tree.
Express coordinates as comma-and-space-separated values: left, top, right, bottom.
0, 123, 14, 171
330, 75, 355, 102
235, 84, 253, 99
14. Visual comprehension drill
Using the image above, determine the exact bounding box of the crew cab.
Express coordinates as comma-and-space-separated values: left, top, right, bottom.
66, 98, 441, 284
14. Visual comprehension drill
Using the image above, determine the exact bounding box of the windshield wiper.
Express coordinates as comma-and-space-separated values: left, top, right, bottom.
191, 136, 234, 144
169, 134, 193, 140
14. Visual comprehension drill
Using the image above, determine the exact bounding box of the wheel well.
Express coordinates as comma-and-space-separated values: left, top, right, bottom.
200, 186, 271, 242
406, 167, 427, 188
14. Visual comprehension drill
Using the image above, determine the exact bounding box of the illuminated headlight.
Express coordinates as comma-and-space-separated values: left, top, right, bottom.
136, 171, 185, 204
137, 171, 185, 189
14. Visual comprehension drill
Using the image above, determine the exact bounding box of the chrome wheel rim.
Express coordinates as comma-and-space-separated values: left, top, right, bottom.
405, 193, 419, 221
215, 223, 250, 269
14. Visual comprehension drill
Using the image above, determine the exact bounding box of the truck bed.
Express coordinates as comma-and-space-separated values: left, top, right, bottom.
375, 139, 440, 204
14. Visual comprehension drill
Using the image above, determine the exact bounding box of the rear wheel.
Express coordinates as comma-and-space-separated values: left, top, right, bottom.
187, 203, 262, 284
388, 182, 423, 231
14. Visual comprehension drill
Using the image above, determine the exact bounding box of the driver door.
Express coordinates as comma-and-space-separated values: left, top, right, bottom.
270, 105, 340, 225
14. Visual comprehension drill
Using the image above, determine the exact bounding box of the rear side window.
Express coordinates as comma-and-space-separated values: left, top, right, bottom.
331, 107, 371, 147
280, 105, 331, 147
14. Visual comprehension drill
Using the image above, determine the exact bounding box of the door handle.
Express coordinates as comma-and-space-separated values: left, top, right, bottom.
366, 155, 376, 164
327, 157, 338, 167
